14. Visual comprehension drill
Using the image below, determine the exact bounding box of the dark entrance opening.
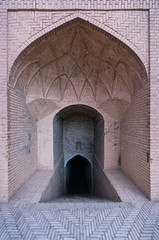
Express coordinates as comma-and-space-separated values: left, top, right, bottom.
66, 155, 91, 194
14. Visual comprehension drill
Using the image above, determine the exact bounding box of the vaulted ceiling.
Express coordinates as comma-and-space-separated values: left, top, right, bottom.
13, 19, 147, 120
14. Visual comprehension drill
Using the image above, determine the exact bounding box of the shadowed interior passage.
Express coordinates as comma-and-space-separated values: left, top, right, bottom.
66, 155, 91, 194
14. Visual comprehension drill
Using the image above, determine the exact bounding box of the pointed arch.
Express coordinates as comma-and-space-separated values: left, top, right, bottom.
66, 154, 92, 194
9, 14, 148, 86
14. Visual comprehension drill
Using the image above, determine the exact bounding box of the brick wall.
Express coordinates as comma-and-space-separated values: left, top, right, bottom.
8, 85, 37, 199
38, 114, 54, 169
150, 9, 159, 200
121, 82, 150, 197
104, 118, 120, 169
53, 114, 63, 167
0, 9, 8, 202
63, 115, 94, 165
94, 115, 105, 168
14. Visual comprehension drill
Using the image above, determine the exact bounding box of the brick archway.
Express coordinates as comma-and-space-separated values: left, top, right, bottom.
66, 155, 91, 195
8, 16, 150, 201
9, 16, 148, 86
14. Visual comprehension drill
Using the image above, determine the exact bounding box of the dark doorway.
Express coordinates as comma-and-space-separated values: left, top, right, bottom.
66, 155, 91, 194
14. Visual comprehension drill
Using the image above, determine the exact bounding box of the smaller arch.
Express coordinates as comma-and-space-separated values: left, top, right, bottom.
66, 155, 91, 195
65, 154, 92, 167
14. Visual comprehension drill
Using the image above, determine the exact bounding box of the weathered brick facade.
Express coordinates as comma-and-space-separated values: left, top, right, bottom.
0, 0, 159, 202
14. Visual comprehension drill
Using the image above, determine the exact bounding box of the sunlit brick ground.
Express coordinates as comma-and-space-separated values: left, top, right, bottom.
1, 170, 159, 240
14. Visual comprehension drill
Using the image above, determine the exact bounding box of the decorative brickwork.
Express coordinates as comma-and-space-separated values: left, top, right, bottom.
150, 9, 159, 200
8, 10, 149, 73
0, 10, 8, 202
11, 19, 147, 104
0, 1, 159, 202
0, 0, 158, 10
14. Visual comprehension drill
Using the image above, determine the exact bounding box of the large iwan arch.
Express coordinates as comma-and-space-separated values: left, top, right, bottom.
9, 13, 147, 74
8, 17, 149, 201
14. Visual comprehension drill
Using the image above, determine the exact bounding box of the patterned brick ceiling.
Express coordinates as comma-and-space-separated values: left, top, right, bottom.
13, 19, 147, 120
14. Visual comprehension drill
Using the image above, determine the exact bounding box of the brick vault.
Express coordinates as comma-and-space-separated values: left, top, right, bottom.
1, 1, 159, 202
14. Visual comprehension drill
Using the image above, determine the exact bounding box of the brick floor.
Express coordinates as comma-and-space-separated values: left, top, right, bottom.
1, 170, 159, 240
11, 170, 53, 203
105, 169, 147, 202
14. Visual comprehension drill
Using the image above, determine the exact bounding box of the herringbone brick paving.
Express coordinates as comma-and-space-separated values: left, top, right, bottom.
0, 199, 159, 240
1, 170, 159, 240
